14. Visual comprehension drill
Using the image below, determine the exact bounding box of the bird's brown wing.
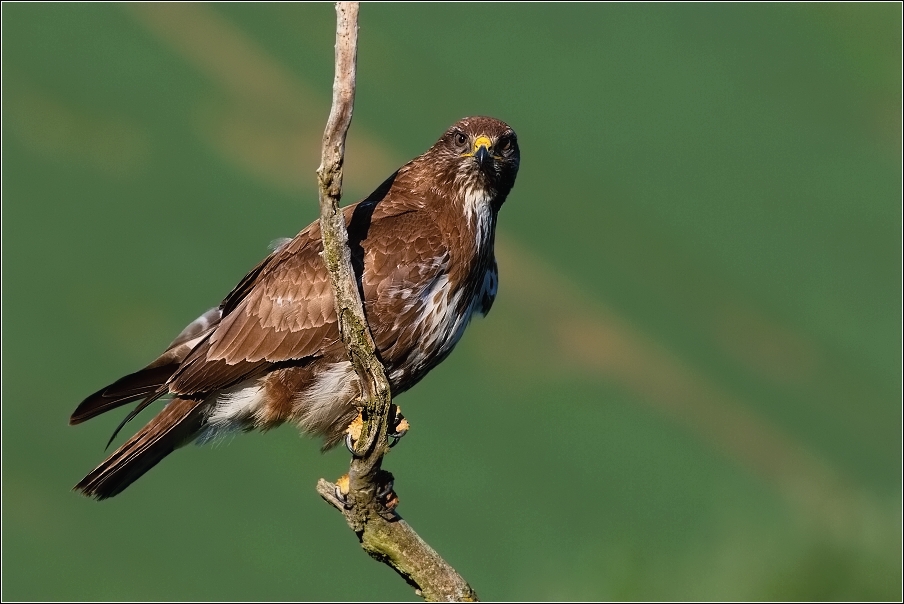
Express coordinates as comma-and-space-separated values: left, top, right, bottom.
167, 198, 451, 396
167, 221, 339, 395
359, 209, 451, 366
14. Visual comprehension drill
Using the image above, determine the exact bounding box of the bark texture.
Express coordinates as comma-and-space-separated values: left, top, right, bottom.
314, 3, 477, 601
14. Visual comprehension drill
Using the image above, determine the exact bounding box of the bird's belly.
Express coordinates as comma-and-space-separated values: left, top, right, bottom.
199, 271, 486, 447
199, 361, 361, 449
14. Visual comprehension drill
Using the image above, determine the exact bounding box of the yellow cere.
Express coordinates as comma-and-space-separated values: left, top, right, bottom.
473, 135, 493, 152
464, 135, 500, 159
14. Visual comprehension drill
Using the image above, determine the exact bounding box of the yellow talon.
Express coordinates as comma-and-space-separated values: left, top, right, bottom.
346, 412, 364, 443
335, 473, 350, 497
345, 410, 364, 453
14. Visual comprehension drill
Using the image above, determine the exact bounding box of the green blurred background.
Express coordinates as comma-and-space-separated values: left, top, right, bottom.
2, 3, 900, 601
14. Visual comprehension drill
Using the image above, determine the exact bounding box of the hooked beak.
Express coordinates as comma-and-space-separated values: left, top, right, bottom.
473, 135, 493, 169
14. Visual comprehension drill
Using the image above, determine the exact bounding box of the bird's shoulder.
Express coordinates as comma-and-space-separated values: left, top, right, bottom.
167, 182, 453, 394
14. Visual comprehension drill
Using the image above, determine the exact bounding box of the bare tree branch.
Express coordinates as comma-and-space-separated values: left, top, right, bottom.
316, 0, 389, 470
314, 3, 477, 601
316, 479, 478, 602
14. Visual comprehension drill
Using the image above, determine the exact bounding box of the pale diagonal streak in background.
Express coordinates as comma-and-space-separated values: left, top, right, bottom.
125, 2, 890, 545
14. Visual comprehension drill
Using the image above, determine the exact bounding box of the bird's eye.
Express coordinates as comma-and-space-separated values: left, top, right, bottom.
497, 135, 514, 155
454, 132, 468, 147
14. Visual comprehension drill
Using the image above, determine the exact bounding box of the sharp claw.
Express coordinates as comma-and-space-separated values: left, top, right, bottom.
376, 480, 399, 513
334, 475, 352, 510
344, 411, 364, 455
375, 479, 395, 500
381, 490, 399, 513
387, 413, 409, 448
333, 487, 352, 510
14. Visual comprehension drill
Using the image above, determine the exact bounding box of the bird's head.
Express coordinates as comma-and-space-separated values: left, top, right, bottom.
423, 116, 520, 209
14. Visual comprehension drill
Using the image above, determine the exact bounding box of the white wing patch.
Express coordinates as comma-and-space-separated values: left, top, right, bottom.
166, 307, 221, 350
268, 237, 293, 252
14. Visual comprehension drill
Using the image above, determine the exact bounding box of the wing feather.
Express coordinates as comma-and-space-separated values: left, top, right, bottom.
165, 184, 454, 398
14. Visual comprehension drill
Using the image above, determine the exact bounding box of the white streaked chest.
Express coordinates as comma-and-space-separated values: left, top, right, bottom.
463, 186, 495, 252
399, 210, 496, 378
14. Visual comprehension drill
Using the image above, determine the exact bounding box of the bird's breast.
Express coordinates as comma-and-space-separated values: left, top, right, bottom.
385, 273, 471, 389
357, 190, 498, 392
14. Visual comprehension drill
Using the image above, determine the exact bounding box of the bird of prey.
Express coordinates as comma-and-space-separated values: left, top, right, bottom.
70, 116, 520, 500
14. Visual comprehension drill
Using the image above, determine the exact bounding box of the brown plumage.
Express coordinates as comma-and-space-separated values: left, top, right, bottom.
71, 116, 520, 499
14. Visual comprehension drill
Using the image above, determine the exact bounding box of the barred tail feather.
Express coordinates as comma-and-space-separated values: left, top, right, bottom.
74, 398, 205, 500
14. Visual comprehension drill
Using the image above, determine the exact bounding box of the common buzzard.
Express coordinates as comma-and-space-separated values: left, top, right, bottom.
71, 116, 520, 499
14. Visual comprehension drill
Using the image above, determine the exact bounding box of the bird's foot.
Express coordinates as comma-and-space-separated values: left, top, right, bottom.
388, 404, 409, 448
344, 405, 410, 453
344, 411, 364, 454
374, 469, 399, 515
332, 471, 399, 517
333, 473, 352, 510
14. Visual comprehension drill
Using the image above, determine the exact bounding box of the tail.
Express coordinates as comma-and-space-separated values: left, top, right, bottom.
70, 307, 221, 425
69, 364, 177, 425
74, 398, 205, 500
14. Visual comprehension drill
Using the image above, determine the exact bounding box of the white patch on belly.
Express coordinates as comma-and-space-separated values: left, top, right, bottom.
207, 383, 266, 426
296, 361, 358, 433
196, 381, 266, 444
